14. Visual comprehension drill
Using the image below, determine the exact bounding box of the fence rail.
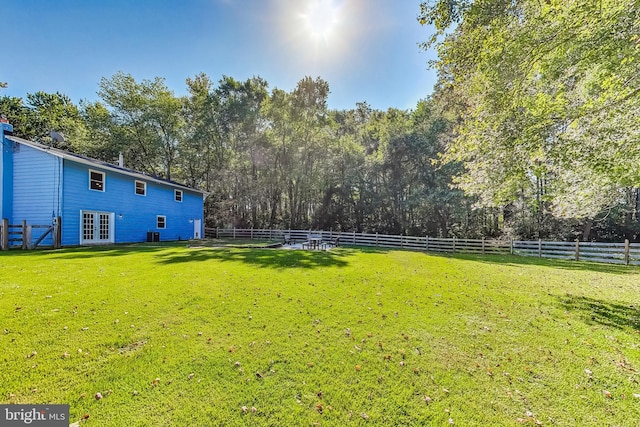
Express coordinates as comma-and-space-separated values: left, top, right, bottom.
1, 218, 61, 250
205, 228, 640, 266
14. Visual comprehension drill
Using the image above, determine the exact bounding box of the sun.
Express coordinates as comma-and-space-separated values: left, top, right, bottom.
301, 0, 342, 42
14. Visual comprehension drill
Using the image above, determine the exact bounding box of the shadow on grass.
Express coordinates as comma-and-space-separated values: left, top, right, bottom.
0, 242, 178, 259
558, 294, 640, 330
153, 247, 350, 269
448, 252, 640, 276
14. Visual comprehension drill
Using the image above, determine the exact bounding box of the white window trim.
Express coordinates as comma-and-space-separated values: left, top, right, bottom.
174, 189, 183, 202
157, 215, 167, 229
89, 169, 105, 192
135, 180, 147, 196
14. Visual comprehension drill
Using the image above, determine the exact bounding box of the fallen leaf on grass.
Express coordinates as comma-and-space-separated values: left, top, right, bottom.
94, 392, 102, 400
355, 365, 362, 371
603, 390, 612, 398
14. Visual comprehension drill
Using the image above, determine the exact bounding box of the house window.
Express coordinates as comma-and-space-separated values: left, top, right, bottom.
157, 215, 166, 229
174, 190, 183, 202
89, 170, 105, 191
135, 180, 147, 196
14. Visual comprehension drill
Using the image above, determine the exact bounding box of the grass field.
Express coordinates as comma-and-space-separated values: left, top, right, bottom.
1, 242, 640, 426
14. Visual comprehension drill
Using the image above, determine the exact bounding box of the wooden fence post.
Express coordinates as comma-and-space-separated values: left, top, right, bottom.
624, 239, 630, 265
25, 224, 32, 250
425, 236, 429, 252
401, 235, 404, 248
250, 227, 253, 240
21, 220, 27, 250
353, 231, 356, 245
2, 218, 8, 250
452, 237, 456, 253
53, 216, 62, 248
574, 239, 580, 261
0, 218, 9, 251
376, 233, 379, 246
510, 239, 514, 255
482, 237, 485, 254
538, 239, 542, 258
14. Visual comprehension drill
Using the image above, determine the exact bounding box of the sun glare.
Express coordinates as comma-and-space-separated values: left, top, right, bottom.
301, 0, 341, 42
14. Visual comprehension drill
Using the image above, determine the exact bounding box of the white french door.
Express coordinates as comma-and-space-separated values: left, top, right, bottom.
80, 211, 115, 244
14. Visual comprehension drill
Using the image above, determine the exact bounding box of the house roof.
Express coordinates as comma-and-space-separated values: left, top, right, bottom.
6, 135, 207, 195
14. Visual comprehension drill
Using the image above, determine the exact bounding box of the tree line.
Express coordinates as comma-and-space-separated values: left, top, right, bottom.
3, 0, 640, 246
418, 0, 640, 242
0, 72, 481, 237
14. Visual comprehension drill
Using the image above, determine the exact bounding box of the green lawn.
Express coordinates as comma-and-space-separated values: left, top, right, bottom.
1, 243, 640, 426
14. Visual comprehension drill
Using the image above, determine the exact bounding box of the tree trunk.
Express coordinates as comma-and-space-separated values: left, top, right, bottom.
581, 218, 593, 241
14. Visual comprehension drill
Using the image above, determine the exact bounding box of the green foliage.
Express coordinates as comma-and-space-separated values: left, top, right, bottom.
420, 0, 640, 227
97, 71, 183, 179
0, 92, 86, 148
2, 244, 640, 425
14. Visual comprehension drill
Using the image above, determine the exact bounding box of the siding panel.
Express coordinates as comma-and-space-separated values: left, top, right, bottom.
12, 145, 61, 246
62, 160, 203, 245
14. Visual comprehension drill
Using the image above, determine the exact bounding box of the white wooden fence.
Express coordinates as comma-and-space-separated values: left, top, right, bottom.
205, 228, 640, 266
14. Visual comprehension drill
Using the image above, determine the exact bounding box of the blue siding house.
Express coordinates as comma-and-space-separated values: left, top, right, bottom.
1, 121, 205, 247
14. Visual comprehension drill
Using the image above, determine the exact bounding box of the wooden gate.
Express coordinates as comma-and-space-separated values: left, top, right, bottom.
0, 217, 62, 250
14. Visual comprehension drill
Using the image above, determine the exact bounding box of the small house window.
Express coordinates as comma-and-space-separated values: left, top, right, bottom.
135, 180, 147, 196
157, 215, 166, 229
89, 170, 105, 192
174, 190, 183, 202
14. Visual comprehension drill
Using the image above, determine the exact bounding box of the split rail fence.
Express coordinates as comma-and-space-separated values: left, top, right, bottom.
0, 217, 62, 250
205, 228, 640, 266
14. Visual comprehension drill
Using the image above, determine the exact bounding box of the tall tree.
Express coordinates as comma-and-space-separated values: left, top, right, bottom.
98, 72, 183, 179
419, 0, 640, 238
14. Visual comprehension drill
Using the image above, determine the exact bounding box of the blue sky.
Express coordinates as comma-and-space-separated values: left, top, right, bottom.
1, 0, 437, 111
